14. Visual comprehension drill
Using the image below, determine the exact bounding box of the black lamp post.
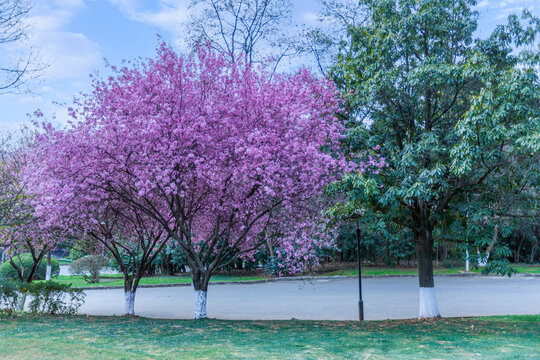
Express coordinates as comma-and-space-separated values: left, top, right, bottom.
355, 219, 364, 321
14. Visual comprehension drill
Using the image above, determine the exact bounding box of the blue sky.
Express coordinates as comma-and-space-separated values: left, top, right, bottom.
0, 0, 538, 132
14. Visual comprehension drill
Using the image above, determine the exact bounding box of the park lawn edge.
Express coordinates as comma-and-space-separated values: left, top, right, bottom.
43, 266, 540, 289
0, 314, 538, 360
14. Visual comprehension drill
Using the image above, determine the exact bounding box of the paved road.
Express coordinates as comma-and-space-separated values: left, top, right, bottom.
80, 276, 540, 320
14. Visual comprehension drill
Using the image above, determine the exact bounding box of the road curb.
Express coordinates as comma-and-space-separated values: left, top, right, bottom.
75, 272, 539, 291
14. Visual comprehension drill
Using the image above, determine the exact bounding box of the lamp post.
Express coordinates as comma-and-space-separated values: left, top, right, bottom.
355, 219, 364, 321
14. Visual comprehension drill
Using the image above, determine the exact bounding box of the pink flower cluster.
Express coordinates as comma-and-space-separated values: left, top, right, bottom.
29, 43, 348, 274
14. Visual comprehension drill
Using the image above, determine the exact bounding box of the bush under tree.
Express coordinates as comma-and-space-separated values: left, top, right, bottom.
0, 253, 59, 281
69, 255, 109, 283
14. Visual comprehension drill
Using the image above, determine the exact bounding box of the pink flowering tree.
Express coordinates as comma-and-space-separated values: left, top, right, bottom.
68, 204, 170, 316
31, 43, 347, 318
0, 136, 63, 285
28, 129, 172, 315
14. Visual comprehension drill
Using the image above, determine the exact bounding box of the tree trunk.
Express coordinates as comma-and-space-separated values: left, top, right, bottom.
530, 245, 537, 265
514, 235, 523, 263
123, 275, 137, 316
415, 221, 440, 318
265, 238, 275, 258
531, 226, 540, 264
124, 290, 136, 315
45, 251, 52, 281
194, 289, 208, 319
192, 268, 210, 319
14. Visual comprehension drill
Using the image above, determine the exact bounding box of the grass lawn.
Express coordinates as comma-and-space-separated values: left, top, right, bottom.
56, 259, 72, 265
0, 315, 537, 359
48, 274, 268, 288
319, 264, 540, 276
46, 264, 540, 288
322, 267, 474, 276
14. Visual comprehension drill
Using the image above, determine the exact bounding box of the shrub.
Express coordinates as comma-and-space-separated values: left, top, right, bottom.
26, 281, 85, 315
0, 280, 22, 312
0, 254, 60, 281
0, 280, 85, 315
69, 255, 109, 283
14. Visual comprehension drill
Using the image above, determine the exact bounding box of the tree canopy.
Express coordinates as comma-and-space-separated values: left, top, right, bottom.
329, 0, 540, 317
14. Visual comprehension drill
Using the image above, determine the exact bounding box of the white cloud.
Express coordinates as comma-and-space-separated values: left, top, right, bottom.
18, 95, 43, 105
109, 0, 189, 32
301, 12, 319, 25
0, 0, 102, 127
476, 0, 490, 9
34, 29, 101, 80
16, 1, 102, 82
475, 0, 537, 17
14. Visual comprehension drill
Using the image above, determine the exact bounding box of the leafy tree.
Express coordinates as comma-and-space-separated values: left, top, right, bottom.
329, 0, 540, 318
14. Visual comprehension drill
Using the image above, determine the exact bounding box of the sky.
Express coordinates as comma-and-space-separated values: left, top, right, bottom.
0, 0, 538, 133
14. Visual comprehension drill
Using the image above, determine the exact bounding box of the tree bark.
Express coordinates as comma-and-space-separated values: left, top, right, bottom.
45, 251, 51, 281
414, 217, 440, 318
124, 290, 136, 315
530, 244, 537, 265
194, 289, 208, 319
122, 274, 138, 316
192, 267, 210, 319
529, 228, 538, 264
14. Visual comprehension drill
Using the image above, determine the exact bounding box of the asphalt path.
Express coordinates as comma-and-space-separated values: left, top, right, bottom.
79, 275, 540, 320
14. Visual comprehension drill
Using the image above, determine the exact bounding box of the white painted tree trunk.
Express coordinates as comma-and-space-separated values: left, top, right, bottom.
45, 265, 52, 280
125, 291, 136, 315
465, 250, 470, 272
418, 287, 440, 318
194, 290, 207, 319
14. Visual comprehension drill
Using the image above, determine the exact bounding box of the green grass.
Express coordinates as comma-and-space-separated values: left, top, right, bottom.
323, 264, 540, 276
0, 315, 537, 359
324, 267, 480, 276
46, 263, 539, 288
47, 274, 268, 288
514, 265, 540, 274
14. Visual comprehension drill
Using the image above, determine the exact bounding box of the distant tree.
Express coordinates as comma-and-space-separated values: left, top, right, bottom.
187, 0, 296, 71
302, 0, 364, 76
0, 133, 62, 286
329, 0, 540, 318
0, 0, 39, 93
0, 136, 27, 227
70, 255, 109, 284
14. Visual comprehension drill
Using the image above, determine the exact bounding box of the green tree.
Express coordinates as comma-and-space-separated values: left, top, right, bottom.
329, 0, 540, 317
